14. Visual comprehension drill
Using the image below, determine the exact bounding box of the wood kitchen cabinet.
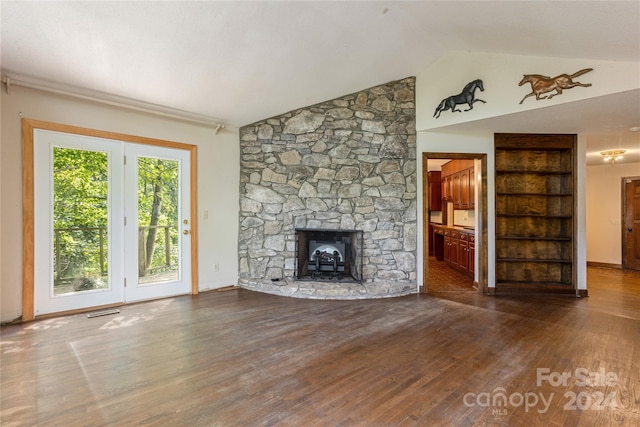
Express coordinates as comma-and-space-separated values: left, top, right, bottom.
454, 168, 472, 210
443, 229, 451, 262
449, 230, 459, 268
432, 224, 474, 278
459, 232, 469, 272
457, 231, 475, 276
441, 174, 453, 202
429, 224, 475, 276
427, 171, 442, 211
428, 224, 434, 256
441, 160, 474, 209
469, 234, 475, 276
452, 173, 461, 207
433, 227, 444, 261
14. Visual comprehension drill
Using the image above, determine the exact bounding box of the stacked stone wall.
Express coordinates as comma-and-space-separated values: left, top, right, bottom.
238, 77, 417, 298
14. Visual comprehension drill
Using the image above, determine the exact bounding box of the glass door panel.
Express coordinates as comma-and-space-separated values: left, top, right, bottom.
124, 144, 191, 302
52, 147, 109, 295
137, 157, 180, 285
34, 130, 124, 316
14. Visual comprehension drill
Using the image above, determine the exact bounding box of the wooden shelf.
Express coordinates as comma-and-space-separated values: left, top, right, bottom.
495, 169, 572, 175
497, 192, 572, 196
494, 134, 576, 292
496, 280, 573, 286
497, 258, 572, 263
496, 236, 571, 241
496, 213, 572, 218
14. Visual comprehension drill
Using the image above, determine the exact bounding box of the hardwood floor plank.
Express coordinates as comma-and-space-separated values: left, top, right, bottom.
2, 267, 639, 426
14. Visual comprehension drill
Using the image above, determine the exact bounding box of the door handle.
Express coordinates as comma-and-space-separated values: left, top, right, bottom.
183, 229, 190, 235
628, 228, 633, 232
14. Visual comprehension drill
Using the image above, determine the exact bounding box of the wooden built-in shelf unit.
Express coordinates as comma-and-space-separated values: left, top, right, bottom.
494, 134, 576, 294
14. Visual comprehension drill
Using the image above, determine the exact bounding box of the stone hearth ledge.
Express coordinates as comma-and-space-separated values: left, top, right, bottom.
238, 278, 416, 300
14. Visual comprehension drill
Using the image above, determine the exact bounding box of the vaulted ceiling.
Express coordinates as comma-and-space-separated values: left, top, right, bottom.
2, 1, 639, 163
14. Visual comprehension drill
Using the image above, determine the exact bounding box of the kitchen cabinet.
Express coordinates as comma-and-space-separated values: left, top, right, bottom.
457, 232, 475, 276
441, 160, 474, 209
452, 173, 461, 207
454, 168, 472, 209
442, 174, 453, 202
432, 224, 474, 278
443, 229, 451, 262
427, 171, 442, 211
433, 227, 444, 261
449, 230, 459, 268
459, 232, 469, 272
469, 234, 475, 276
428, 224, 434, 256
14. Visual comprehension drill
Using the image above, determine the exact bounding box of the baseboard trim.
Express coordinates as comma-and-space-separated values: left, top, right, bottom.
587, 262, 622, 269
34, 302, 124, 321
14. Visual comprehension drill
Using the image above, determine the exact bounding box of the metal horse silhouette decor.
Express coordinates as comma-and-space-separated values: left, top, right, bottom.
433, 79, 486, 118
518, 68, 593, 104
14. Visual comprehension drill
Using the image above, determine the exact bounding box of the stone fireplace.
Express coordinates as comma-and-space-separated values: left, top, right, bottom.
238, 77, 417, 299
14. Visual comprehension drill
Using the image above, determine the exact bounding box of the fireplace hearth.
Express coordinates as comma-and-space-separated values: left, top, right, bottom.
296, 229, 363, 282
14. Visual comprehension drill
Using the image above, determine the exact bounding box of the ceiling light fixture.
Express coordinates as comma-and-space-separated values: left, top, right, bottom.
600, 149, 626, 166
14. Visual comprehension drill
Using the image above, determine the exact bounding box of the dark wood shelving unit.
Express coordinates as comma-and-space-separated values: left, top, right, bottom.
494, 134, 576, 294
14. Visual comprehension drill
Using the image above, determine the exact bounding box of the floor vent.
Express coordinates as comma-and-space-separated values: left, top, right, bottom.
86, 309, 120, 318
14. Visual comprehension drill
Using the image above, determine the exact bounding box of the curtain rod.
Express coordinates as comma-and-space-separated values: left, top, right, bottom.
1, 75, 226, 133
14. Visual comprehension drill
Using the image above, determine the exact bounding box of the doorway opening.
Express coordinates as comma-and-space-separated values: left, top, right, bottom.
22, 119, 198, 321
422, 152, 487, 295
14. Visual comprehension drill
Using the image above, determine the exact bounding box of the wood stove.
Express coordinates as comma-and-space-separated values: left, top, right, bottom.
295, 229, 363, 282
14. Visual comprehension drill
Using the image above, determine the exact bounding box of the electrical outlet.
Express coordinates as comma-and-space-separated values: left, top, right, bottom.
213, 263, 219, 272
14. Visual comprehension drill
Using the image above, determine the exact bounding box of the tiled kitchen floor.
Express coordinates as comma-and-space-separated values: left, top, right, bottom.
427, 256, 476, 293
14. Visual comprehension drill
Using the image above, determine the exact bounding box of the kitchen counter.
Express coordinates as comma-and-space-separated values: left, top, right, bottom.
431, 223, 475, 232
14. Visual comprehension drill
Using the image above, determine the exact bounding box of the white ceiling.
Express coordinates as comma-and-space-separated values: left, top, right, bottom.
1, 1, 639, 165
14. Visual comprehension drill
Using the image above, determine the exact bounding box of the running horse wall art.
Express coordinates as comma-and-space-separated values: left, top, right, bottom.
433, 79, 486, 118
518, 68, 593, 104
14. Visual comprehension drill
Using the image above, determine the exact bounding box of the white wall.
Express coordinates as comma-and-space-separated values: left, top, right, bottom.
586, 161, 640, 265
416, 51, 640, 131
0, 86, 240, 323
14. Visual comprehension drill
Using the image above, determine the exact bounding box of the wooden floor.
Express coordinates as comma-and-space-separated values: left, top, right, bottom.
1, 267, 639, 426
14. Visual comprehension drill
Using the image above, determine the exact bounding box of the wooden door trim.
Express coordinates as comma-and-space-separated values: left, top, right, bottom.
421, 152, 488, 295
21, 118, 199, 321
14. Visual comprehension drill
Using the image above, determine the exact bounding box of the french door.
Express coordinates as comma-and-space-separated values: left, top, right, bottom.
33, 128, 192, 316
